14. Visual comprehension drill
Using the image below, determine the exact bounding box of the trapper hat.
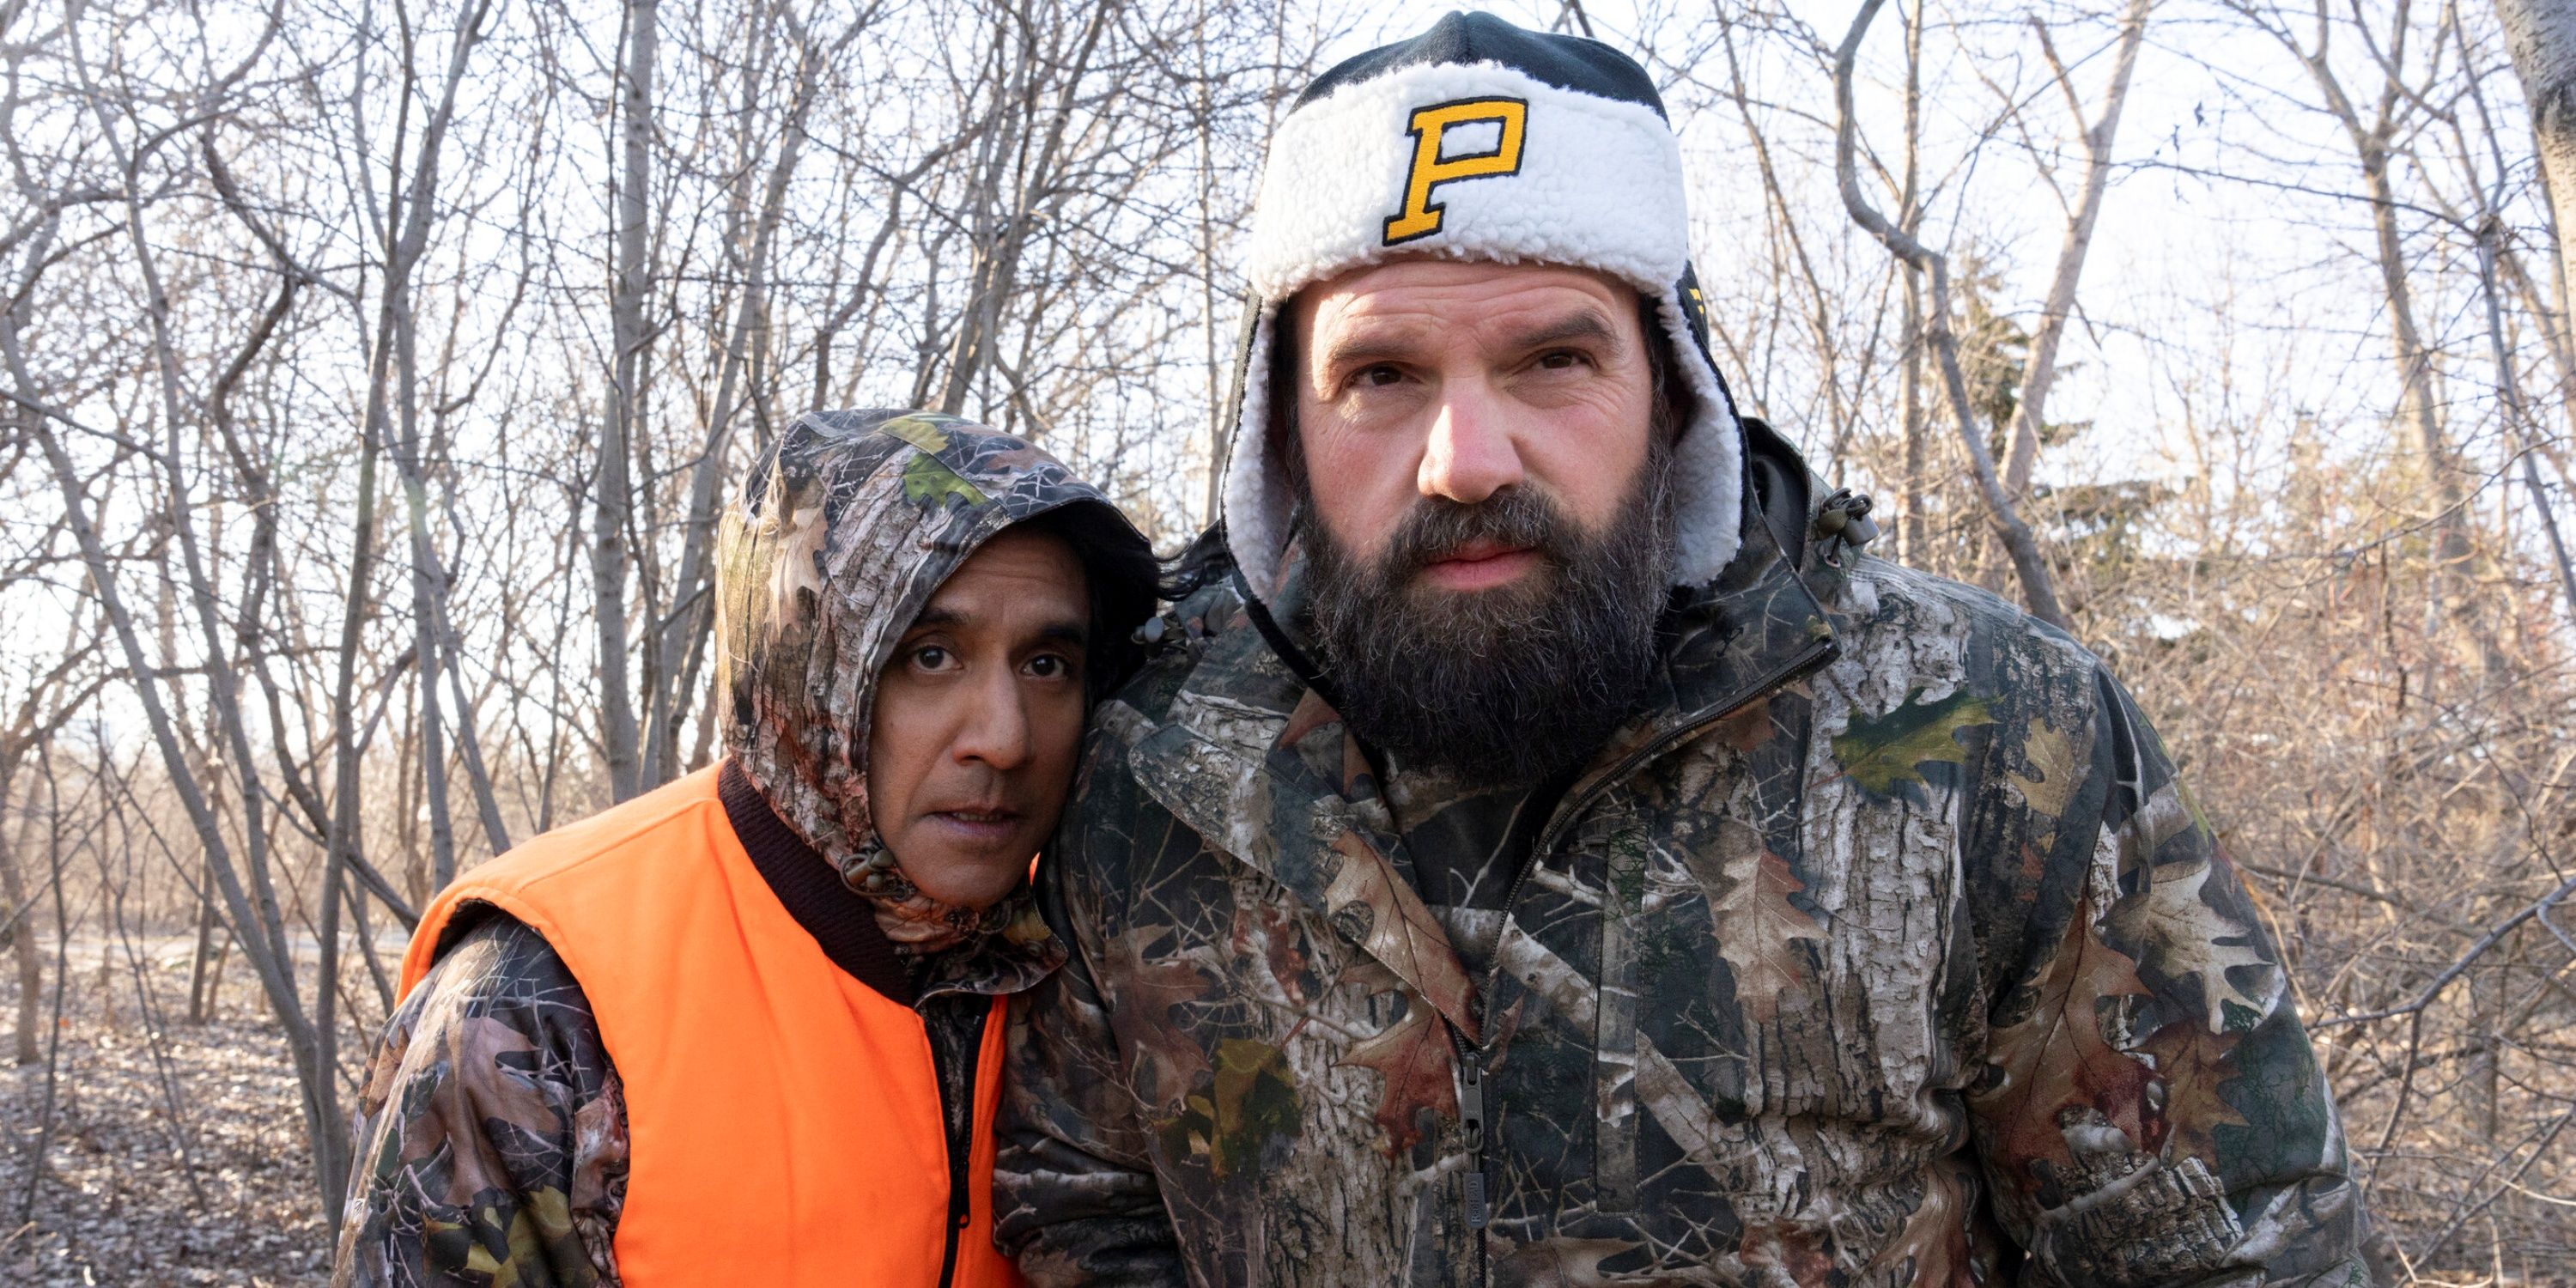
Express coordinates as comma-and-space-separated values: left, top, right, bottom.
1222, 10, 1746, 595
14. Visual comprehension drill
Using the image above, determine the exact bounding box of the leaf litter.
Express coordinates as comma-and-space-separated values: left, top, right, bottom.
0, 951, 332, 1286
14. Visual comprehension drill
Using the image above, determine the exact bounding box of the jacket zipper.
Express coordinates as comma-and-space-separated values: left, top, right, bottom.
931, 999, 988, 1288
1439, 632, 1839, 1279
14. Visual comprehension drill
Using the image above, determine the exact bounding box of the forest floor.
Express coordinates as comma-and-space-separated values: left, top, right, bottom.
0, 934, 2555, 1285
0, 942, 332, 1287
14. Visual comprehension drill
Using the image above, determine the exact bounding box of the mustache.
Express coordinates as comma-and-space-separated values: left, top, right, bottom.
1296, 442, 1678, 784
1372, 487, 1578, 580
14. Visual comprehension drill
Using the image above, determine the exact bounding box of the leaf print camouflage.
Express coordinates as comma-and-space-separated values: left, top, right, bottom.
333, 917, 627, 1288
1703, 842, 1826, 1024
2103, 849, 2282, 1031
1832, 686, 1995, 799
1335, 993, 1455, 1155
998, 428, 2389, 1286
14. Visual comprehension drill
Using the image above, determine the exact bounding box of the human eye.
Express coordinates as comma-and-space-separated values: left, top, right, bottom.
1534, 348, 1591, 371
1345, 362, 1406, 391
1024, 651, 1081, 682
908, 643, 957, 673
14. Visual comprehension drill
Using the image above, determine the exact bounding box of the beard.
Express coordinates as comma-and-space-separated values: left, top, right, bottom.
1297, 445, 1679, 786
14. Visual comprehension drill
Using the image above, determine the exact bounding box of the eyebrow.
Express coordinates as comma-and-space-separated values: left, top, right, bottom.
1316, 331, 1425, 377
1315, 307, 1625, 376
907, 605, 1089, 645
1501, 309, 1622, 356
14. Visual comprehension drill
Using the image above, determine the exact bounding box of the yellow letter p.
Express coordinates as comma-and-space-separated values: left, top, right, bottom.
1382, 98, 1528, 246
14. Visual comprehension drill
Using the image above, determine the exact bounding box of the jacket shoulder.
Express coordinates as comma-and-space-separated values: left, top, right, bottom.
1097, 568, 1305, 740
1818, 556, 2189, 998
1819, 554, 2115, 745
410, 769, 731, 986
1837, 555, 2100, 671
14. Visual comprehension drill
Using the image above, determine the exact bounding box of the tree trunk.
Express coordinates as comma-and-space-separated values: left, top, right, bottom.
936, 2, 1117, 417
1897, 0, 1924, 565
1195, 0, 1227, 526
1899, 270, 1923, 564
1, 775, 41, 1064
2297, 30, 2501, 682
39, 47, 351, 1207
2501, 0, 2576, 324
2470, 167, 2576, 624
642, 14, 833, 789
2364, 150, 2483, 648
185, 874, 218, 1025
596, 0, 659, 802
1833, 0, 2068, 627
15, 362, 344, 1215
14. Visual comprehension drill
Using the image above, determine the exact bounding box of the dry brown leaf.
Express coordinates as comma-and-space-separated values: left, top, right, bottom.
2137, 1018, 2249, 1164
1335, 994, 1456, 1155
1322, 829, 1478, 1037
1974, 895, 2156, 1185
2007, 718, 2082, 820
1108, 925, 1213, 1110
1709, 847, 1826, 1022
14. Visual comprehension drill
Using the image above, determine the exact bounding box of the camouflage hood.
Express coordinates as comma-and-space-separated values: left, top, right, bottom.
714, 409, 1155, 983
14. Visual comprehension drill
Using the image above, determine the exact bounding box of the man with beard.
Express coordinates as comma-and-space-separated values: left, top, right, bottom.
996, 12, 2385, 1287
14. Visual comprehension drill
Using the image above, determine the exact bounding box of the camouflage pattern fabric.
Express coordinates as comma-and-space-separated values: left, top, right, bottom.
336, 409, 1151, 1285
996, 435, 2388, 1286
333, 916, 627, 1287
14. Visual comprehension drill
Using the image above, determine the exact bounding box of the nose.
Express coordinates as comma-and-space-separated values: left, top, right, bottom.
951, 671, 1031, 771
1418, 380, 1525, 505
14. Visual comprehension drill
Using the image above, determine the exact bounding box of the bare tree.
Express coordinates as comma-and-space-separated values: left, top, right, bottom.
594, 0, 660, 803
1832, 0, 2069, 627
1999, 0, 2151, 501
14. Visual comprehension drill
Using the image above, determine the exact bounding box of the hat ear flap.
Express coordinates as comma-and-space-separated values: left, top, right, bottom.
1221, 300, 1299, 597
1656, 268, 1747, 585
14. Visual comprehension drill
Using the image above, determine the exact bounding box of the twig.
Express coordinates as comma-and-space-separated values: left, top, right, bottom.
2315, 871, 2576, 1029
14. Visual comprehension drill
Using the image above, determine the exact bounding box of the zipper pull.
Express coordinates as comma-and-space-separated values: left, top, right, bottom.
1458, 1045, 1488, 1230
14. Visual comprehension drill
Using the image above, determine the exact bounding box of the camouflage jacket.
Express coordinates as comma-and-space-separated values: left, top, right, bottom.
995, 439, 2386, 1286
333, 914, 631, 1286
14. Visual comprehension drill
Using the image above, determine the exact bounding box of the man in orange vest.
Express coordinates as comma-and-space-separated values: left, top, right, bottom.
331, 410, 1155, 1288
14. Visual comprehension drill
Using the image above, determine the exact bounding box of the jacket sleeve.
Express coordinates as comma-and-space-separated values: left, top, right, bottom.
331, 914, 627, 1288
1962, 666, 2390, 1287
993, 773, 1189, 1287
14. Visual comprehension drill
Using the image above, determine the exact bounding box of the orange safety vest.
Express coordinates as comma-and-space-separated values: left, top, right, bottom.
399, 766, 1023, 1288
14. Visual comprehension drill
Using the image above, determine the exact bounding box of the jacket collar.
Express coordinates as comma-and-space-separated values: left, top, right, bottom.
1559, 449, 1838, 821
722, 757, 918, 1003
1125, 444, 1838, 1040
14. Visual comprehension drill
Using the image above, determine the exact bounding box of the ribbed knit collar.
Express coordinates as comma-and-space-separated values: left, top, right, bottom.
718, 757, 917, 1005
